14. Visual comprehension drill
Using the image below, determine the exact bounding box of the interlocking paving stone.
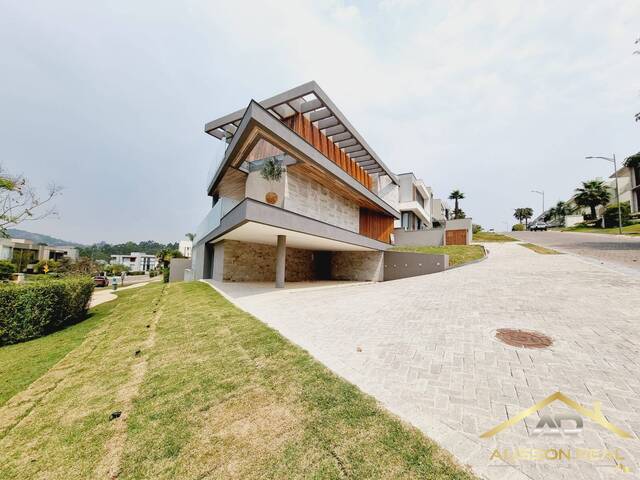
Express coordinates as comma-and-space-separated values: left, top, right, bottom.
207, 242, 640, 479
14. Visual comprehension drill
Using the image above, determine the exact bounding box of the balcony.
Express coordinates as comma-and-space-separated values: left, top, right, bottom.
195, 197, 239, 243
398, 200, 431, 226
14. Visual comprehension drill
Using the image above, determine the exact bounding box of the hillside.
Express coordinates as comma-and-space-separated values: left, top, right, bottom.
6, 229, 82, 247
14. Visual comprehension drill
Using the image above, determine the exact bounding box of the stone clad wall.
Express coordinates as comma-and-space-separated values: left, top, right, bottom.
330, 251, 384, 282
222, 240, 314, 282
285, 171, 359, 232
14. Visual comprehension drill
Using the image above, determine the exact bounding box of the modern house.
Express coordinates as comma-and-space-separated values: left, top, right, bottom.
0, 238, 79, 272
110, 252, 157, 272
396, 172, 432, 231
612, 161, 640, 216
192, 82, 451, 286
431, 199, 451, 226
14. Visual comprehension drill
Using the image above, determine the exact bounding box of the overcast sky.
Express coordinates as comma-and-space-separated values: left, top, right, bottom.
1, 1, 638, 244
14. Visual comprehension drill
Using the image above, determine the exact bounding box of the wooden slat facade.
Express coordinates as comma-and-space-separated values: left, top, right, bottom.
284, 114, 372, 190
359, 208, 395, 244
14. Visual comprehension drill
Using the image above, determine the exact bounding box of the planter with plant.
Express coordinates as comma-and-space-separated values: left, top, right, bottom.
260, 157, 284, 205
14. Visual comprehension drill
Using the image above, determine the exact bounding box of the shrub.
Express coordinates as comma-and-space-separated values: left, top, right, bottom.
104, 264, 130, 276
0, 276, 94, 345
0, 260, 16, 280
34, 259, 60, 273
512, 224, 525, 231
149, 270, 157, 278
162, 267, 170, 283
603, 202, 631, 228
472, 224, 483, 234
126, 271, 146, 276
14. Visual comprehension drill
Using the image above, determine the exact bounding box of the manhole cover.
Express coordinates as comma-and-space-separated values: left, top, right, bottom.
495, 329, 552, 349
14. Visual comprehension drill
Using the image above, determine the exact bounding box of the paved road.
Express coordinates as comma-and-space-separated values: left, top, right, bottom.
208, 243, 640, 480
509, 230, 640, 273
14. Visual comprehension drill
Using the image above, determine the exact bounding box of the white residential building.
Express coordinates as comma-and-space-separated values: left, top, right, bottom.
110, 252, 157, 272
178, 240, 192, 258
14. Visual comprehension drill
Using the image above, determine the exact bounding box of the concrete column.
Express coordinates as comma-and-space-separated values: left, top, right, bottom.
275, 235, 286, 288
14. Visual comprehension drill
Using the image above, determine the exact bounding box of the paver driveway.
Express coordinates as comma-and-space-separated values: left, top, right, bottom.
510, 230, 640, 274
207, 243, 640, 480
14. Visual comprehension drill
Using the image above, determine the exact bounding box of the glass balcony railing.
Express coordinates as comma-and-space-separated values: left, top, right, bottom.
205, 136, 231, 190
194, 197, 240, 242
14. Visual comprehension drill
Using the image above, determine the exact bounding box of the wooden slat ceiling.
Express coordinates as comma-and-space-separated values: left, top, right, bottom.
207, 92, 386, 175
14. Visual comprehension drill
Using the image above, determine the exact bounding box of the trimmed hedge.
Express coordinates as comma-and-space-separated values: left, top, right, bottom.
0, 276, 95, 346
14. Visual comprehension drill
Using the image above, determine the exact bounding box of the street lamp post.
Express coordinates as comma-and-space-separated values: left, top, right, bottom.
585, 155, 622, 235
531, 190, 545, 219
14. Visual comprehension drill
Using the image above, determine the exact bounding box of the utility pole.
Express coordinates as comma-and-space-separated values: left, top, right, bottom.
531, 190, 545, 218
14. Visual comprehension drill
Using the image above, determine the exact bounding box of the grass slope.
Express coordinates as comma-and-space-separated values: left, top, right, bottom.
0, 282, 474, 480
392, 245, 485, 267
0, 300, 116, 407
472, 232, 517, 242
562, 224, 640, 235
519, 243, 562, 255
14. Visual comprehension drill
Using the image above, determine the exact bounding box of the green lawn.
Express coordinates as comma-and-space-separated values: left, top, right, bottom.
519, 243, 562, 255
562, 224, 640, 235
0, 299, 117, 407
0, 282, 475, 480
391, 244, 485, 267
472, 232, 517, 242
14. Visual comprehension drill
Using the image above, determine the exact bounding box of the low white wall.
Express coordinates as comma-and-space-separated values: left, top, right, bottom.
393, 228, 444, 246
565, 215, 584, 227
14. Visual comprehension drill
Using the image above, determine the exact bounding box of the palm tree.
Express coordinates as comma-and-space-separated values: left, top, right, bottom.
185, 233, 195, 241
522, 207, 533, 228
514, 207, 534, 228
574, 180, 611, 220
448, 190, 465, 219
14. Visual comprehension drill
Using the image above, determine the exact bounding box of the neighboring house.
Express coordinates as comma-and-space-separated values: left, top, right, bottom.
178, 240, 193, 258
431, 198, 451, 226
192, 81, 450, 287
0, 238, 79, 272
611, 164, 640, 216
396, 173, 432, 231
110, 252, 157, 272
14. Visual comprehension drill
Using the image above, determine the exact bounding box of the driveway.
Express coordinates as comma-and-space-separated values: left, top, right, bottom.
207, 243, 640, 480
509, 230, 640, 274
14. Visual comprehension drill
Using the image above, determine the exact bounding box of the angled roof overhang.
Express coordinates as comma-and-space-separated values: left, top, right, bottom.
205, 81, 397, 181
207, 100, 400, 219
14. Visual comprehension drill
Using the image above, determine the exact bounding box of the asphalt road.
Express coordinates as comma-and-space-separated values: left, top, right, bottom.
509, 230, 640, 273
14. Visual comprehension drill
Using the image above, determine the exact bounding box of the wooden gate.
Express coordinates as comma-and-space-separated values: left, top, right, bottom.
445, 229, 468, 245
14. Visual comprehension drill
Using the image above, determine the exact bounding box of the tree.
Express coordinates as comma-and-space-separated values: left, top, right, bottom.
513, 207, 534, 228
104, 263, 130, 276
157, 248, 184, 268
574, 180, 611, 220
185, 233, 195, 241
514, 208, 526, 224
34, 259, 60, 274
448, 190, 465, 219
0, 260, 16, 280
0, 167, 61, 238
522, 207, 533, 228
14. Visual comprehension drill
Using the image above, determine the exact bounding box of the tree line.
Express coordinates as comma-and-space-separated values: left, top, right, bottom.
78, 240, 180, 262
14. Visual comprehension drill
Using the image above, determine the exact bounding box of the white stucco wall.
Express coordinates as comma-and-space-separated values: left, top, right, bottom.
284, 170, 359, 232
